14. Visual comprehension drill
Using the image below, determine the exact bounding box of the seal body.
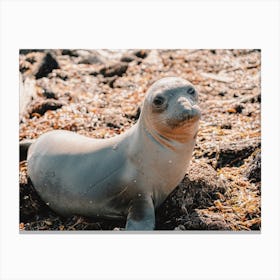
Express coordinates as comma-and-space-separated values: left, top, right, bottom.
26, 77, 201, 230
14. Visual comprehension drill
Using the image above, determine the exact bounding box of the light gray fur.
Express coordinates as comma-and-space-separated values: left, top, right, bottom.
26, 77, 201, 230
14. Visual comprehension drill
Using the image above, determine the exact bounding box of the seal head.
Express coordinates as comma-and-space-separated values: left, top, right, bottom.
141, 77, 201, 146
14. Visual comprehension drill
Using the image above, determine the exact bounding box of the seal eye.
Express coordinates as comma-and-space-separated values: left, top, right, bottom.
187, 87, 195, 95
153, 96, 165, 106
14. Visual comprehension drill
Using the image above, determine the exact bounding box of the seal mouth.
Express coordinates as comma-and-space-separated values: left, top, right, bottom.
167, 104, 201, 128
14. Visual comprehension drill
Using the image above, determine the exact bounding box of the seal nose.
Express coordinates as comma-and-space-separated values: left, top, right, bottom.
178, 96, 192, 111
177, 96, 201, 120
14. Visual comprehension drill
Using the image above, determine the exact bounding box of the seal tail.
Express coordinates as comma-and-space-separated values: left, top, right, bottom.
20, 139, 35, 161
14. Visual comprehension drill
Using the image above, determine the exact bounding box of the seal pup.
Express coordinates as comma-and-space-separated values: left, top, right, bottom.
21, 77, 201, 230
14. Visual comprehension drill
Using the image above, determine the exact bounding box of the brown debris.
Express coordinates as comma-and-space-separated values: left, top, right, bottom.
244, 150, 261, 182
156, 162, 230, 230
216, 139, 261, 168
19, 49, 261, 231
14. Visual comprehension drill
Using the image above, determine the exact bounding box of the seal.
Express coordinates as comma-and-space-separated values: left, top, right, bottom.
21, 77, 201, 230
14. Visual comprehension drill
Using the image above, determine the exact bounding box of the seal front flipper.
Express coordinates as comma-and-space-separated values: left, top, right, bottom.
125, 195, 155, 230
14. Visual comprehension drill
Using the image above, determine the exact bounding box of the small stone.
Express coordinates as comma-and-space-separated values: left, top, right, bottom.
45, 220, 53, 226
220, 123, 232, 129
99, 62, 128, 77
133, 50, 149, 59
174, 225, 185, 230
35, 53, 59, 79
218, 91, 226, 96
234, 104, 244, 113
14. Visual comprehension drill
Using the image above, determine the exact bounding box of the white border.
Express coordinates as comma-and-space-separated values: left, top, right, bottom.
1, 1, 280, 279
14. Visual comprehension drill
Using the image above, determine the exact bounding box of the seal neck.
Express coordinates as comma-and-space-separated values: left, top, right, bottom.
141, 122, 176, 150
137, 119, 190, 151
137, 114, 198, 151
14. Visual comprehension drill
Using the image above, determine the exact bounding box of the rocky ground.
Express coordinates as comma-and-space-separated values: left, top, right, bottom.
19, 49, 261, 231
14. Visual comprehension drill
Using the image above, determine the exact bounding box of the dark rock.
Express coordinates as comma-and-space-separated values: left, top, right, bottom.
102, 76, 117, 88
99, 62, 128, 77
220, 123, 232, 129
19, 64, 29, 73
56, 72, 68, 81
28, 98, 65, 117
106, 122, 120, 129
35, 53, 60, 79
26, 57, 37, 64
42, 89, 57, 99
133, 50, 149, 59
120, 55, 137, 63
244, 150, 261, 182
216, 139, 261, 168
234, 104, 244, 113
20, 49, 44, 55
218, 91, 226, 96
61, 49, 79, 57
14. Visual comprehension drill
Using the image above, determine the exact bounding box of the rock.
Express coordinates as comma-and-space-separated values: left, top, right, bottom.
99, 62, 128, 77
120, 50, 149, 64
35, 53, 60, 79
216, 139, 261, 168
144, 50, 163, 67
120, 54, 137, 63
244, 150, 261, 182
234, 104, 244, 113
78, 55, 104, 65
61, 49, 79, 57
181, 162, 228, 207
183, 210, 231, 230
101, 76, 117, 88
20, 49, 44, 55
227, 103, 244, 114
19, 75, 37, 119
42, 88, 57, 99
174, 225, 186, 230
220, 123, 232, 129
28, 98, 65, 117
76, 50, 113, 64
156, 162, 229, 230
218, 91, 227, 96
133, 49, 149, 59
